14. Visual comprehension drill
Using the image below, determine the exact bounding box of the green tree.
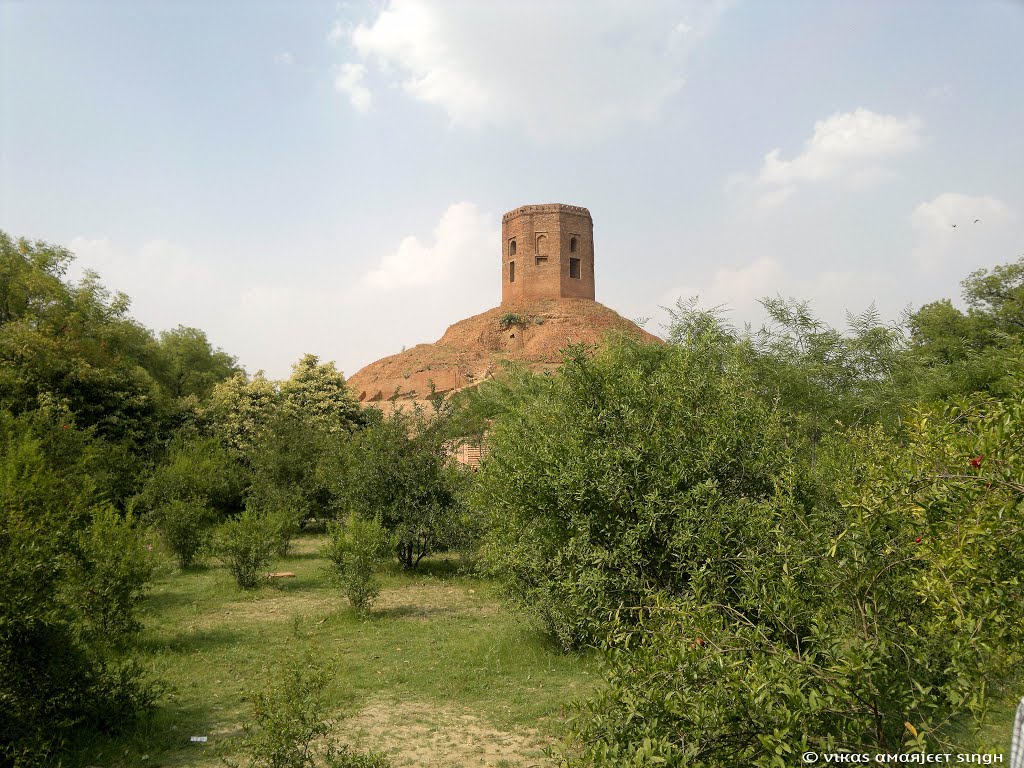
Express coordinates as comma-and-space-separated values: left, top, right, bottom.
279, 353, 364, 434
472, 335, 792, 649
962, 255, 1024, 333
908, 256, 1024, 398
0, 232, 171, 454
204, 371, 280, 456
155, 325, 241, 399
343, 407, 461, 570
136, 437, 246, 567
0, 411, 157, 765
214, 508, 280, 590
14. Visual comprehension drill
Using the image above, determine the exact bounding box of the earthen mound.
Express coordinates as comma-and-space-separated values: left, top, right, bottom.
347, 299, 659, 410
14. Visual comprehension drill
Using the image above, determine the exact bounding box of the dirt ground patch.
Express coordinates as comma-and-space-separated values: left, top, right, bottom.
343, 700, 551, 767
373, 583, 497, 621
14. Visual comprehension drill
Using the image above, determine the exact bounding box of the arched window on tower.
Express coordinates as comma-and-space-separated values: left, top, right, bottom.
536, 234, 548, 265
509, 239, 517, 257
570, 237, 578, 253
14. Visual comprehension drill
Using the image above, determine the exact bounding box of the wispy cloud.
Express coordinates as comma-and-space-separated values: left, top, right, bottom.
359, 202, 494, 291
741, 109, 923, 208
334, 62, 372, 113
909, 193, 1014, 273
333, 0, 732, 142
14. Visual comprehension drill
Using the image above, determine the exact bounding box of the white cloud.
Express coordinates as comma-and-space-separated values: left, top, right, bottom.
910, 192, 1011, 235
663, 257, 907, 336
69, 236, 214, 288
339, 0, 731, 142
664, 256, 782, 323
909, 193, 1014, 272
327, 20, 346, 44
360, 201, 494, 291
67, 236, 219, 333
746, 109, 922, 207
274, 52, 294, 66
334, 62, 372, 113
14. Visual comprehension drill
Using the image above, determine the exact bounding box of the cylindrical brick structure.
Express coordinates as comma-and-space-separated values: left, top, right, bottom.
501, 204, 595, 305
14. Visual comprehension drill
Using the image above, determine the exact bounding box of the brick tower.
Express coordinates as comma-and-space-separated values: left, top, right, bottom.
501, 204, 595, 305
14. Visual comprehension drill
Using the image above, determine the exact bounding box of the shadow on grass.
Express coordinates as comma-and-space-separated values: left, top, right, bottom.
141, 586, 203, 616
397, 557, 464, 579
372, 604, 457, 621
136, 626, 246, 655
67, 689, 236, 768
277, 548, 326, 562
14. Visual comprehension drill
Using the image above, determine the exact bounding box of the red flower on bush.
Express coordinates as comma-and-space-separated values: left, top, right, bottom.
970, 455, 983, 468
915, 537, 922, 544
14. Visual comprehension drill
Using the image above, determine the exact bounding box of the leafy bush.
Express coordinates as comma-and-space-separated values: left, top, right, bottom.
497, 312, 525, 330
71, 504, 155, 642
324, 514, 391, 614
245, 412, 336, 543
247, 483, 307, 556
138, 436, 246, 515
0, 412, 158, 765
215, 508, 280, 589
227, 655, 391, 768
342, 407, 462, 569
137, 437, 246, 566
559, 362, 1024, 765
152, 497, 212, 568
472, 336, 791, 649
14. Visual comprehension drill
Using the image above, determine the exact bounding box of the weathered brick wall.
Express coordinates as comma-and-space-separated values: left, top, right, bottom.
500, 204, 595, 304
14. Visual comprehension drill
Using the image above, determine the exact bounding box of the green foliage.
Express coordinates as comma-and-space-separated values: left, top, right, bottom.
752, 297, 911, 441
908, 256, 1024, 398
560, 365, 1024, 766
961, 255, 1024, 333
72, 504, 156, 641
155, 325, 242, 399
246, 412, 335, 544
138, 437, 246, 566
343, 407, 462, 569
498, 312, 526, 330
215, 508, 280, 589
0, 412, 158, 765
324, 513, 391, 615
0, 232, 171, 452
154, 497, 214, 569
279, 353, 365, 434
205, 371, 281, 456
227, 654, 391, 768
473, 335, 791, 649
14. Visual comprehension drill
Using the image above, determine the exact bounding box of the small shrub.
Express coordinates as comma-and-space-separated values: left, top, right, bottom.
153, 497, 212, 569
227, 655, 391, 768
498, 312, 525, 330
215, 509, 279, 589
246, 484, 306, 556
73, 504, 155, 643
323, 514, 390, 615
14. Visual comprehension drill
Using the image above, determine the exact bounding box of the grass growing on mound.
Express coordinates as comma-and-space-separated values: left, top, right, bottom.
70, 534, 597, 768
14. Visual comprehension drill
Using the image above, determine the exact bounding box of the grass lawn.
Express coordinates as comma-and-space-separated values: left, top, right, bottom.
73, 534, 599, 767
68, 532, 1021, 766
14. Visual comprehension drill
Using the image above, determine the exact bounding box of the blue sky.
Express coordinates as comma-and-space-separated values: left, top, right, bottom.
2, 1, 1022, 378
